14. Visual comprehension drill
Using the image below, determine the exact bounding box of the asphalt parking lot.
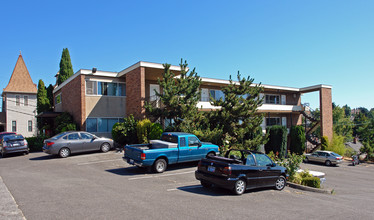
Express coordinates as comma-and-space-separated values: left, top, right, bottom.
0, 151, 374, 220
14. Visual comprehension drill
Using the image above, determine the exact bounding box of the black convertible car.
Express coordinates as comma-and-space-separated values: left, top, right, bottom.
195, 149, 288, 195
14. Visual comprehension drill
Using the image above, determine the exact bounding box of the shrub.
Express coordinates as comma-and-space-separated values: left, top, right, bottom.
321, 136, 329, 150
265, 125, 287, 158
149, 123, 163, 140
289, 126, 306, 155
112, 115, 138, 146
268, 151, 304, 182
26, 135, 47, 152
326, 133, 346, 156
301, 177, 321, 188
55, 112, 77, 134
360, 142, 374, 160
137, 119, 152, 144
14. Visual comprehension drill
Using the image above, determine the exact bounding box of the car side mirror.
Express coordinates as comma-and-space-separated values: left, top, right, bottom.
92, 137, 97, 140
272, 163, 277, 167
198, 142, 202, 147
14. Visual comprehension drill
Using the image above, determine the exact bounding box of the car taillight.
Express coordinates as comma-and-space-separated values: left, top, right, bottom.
3, 142, 8, 148
47, 142, 54, 146
141, 153, 146, 160
24, 139, 28, 145
222, 166, 231, 176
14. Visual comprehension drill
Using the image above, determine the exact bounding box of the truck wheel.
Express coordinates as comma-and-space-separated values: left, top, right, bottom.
233, 179, 246, 195
206, 152, 215, 158
274, 176, 286, 191
153, 159, 167, 173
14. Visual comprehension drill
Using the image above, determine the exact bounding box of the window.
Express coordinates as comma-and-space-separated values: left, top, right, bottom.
188, 136, 200, 147
68, 133, 80, 140
24, 96, 28, 106
55, 94, 61, 105
12, 121, 17, 132
210, 90, 225, 101
246, 155, 256, 166
179, 137, 186, 147
161, 134, 178, 143
16, 95, 20, 106
97, 82, 126, 96
253, 153, 273, 166
86, 81, 97, 95
86, 118, 98, 132
86, 118, 123, 133
265, 94, 280, 104
80, 133, 94, 139
266, 117, 281, 126
28, 120, 32, 132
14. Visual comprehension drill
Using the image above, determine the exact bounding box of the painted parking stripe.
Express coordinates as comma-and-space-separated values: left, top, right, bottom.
128, 170, 195, 180
77, 159, 122, 165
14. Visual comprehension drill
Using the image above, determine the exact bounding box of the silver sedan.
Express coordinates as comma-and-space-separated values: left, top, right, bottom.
43, 131, 114, 158
304, 150, 343, 166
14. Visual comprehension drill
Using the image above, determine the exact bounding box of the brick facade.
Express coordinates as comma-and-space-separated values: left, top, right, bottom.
320, 87, 333, 141
126, 67, 146, 119
55, 75, 86, 130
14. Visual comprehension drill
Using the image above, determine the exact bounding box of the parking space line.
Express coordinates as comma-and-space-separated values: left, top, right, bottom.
167, 185, 201, 192
128, 170, 195, 180
77, 159, 122, 165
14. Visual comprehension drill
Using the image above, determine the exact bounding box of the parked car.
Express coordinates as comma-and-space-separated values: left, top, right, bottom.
43, 131, 114, 158
304, 150, 343, 166
195, 149, 288, 195
0, 134, 29, 157
124, 132, 219, 173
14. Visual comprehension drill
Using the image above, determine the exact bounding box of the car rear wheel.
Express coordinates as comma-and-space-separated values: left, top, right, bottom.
59, 148, 70, 158
153, 159, 167, 173
233, 179, 246, 195
201, 181, 212, 188
325, 160, 332, 166
304, 157, 309, 163
101, 143, 111, 153
275, 176, 286, 191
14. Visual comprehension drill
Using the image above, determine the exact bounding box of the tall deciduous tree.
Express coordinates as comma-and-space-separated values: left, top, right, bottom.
37, 79, 50, 114
145, 59, 201, 131
208, 73, 267, 151
57, 48, 74, 85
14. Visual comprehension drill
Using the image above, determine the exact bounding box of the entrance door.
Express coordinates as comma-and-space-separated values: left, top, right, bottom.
150, 84, 160, 107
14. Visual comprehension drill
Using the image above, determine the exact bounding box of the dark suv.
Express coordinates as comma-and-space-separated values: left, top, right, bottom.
0, 134, 29, 157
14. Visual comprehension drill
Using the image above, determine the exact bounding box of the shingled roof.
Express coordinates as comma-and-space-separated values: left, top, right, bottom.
3, 54, 37, 94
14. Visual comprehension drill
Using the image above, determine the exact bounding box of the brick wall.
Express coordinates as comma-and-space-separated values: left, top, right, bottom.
320, 87, 333, 141
56, 75, 86, 130
126, 67, 146, 119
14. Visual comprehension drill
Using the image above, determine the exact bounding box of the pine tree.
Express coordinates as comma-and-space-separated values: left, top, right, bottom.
145, 59, 201, 131
57, 48, 74, 85
37, 79, 50, 114
46, 84, 54, 110
208, 73, 267, 151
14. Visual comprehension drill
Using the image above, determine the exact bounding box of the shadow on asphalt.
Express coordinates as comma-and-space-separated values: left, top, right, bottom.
29, 154, 58, 161
106, 161, 199, 176
177, 184, 273, 197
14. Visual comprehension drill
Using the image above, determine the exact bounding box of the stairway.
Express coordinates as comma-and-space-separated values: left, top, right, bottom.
302, 110, 321, 152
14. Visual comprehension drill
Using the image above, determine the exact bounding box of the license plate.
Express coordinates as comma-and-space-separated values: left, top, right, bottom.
13, 144, 20, 147
207, 166, 215, 172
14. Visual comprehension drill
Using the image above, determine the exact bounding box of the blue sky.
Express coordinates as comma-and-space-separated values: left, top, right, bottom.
1, 0, 373, 110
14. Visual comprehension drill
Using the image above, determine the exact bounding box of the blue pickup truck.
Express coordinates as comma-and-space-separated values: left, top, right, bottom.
123, 132, 219, 173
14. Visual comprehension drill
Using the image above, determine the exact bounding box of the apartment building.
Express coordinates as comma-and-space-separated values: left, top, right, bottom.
0, 54, 38, 137
53, 61, 333, 143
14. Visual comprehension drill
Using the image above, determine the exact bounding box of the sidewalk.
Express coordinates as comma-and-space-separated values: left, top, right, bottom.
0, 176, 25, 220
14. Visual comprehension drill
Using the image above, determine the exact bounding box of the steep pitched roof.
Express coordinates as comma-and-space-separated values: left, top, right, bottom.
3, 54, 37, 94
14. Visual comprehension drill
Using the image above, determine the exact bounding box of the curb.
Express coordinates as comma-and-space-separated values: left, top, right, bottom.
287, 182, 332, 194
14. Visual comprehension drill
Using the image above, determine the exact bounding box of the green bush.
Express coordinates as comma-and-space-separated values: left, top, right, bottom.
321, 136, 329, 150
268, 151, 304, 182
137, 119, 152, 144
193, 127, 223, 152
265, 125, 287, 158
360, 142, 374, 160
149, 123, 163, 140
290, 126, 306, 155
26, 135, 47, 152
301, 177, 321, 188
112, 115, 138, 146
326, 133, 346, 156
55, 112, 77, 134
293, 170, 313, 184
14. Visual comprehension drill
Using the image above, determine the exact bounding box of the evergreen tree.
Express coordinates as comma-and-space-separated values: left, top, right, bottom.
46, 84, 54, 110
208, 73, 267, 151
37, 79, 50, 114
145, 59, 201, 131
57, 48, 74, 85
